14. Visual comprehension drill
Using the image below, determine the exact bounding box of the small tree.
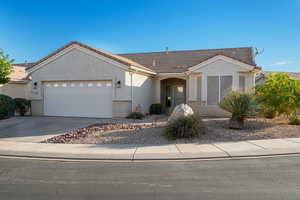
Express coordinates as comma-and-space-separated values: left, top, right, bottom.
219, 92, 257, 129
0, 50, 14, 84
255, 73, 300, 118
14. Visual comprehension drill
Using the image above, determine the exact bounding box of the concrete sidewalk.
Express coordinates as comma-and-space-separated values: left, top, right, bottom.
1, 138, 300, 160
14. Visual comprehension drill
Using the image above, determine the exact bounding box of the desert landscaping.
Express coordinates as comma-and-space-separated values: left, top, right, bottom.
45, 116, 300, 145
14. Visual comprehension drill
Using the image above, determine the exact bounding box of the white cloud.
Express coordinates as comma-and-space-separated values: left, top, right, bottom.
267, 61, 293, 66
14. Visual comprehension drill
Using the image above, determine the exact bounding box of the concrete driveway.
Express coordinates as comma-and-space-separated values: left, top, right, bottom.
0, 117, 103, 142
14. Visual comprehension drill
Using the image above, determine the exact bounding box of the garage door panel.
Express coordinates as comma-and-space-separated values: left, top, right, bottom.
44, 81, 112, 118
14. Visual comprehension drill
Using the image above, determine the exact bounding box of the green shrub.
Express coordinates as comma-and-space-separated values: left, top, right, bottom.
219, 92, 257, 129
164, 114, 206, 140
149, 104, 162, 115
126, 112, 145, 119
0, 94, 14, 119
289, 115, 300, 125
14, 98, 30, 116
255, 73, 300, 117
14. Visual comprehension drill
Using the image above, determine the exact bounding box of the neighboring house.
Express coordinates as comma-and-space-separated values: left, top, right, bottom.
1, 41, 261, 118
0, 63, 32, 99
256, 71, 300, 85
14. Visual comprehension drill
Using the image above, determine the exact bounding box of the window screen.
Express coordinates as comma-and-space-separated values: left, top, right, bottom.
239, 75, 246, 92
207, 76, 219, 105
221, 76, 233, 99
197, 76, 202, 101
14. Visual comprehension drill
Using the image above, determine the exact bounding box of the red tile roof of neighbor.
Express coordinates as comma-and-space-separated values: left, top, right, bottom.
12, 41, 260, 81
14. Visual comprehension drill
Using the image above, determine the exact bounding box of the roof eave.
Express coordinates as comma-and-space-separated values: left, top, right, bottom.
129, 65, 157, 75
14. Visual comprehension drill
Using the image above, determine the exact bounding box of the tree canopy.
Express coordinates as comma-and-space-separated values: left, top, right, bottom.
0, 50, 14, 84
255, 72, 300, 117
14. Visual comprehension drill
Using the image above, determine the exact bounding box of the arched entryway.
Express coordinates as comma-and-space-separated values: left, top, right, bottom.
160, 78, 186, 113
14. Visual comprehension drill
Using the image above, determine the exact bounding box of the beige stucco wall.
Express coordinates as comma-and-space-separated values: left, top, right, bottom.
187, 60, 256, 116
189, 59, 256, 102
30, 100, 44, 115
188, 101, 231, 117
0, 83, 30, 99
28, 47, 155, 117
152, 59, 256, 117
131, 73, 153, 113
29, 48, 132, 101
28, 48, 135, 116
112, 100, 132, 117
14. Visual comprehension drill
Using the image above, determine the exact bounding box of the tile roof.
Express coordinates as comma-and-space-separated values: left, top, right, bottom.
119, 47, 256, 73
27, 42, 155, 73
15, 43, 258, 78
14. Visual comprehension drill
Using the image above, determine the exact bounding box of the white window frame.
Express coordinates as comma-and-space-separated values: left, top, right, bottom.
206, 74, 233, 105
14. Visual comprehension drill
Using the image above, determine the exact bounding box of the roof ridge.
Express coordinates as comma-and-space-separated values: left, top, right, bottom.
118, 47, 253, 55
26, 41, 155, 73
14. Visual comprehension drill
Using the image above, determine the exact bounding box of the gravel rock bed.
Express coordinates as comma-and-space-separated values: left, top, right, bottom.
45, 122, 166, 144
189, 118, 300, 144
45, 118, 300, 145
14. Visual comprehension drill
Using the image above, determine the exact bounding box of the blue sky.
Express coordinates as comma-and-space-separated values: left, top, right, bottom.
0, 0, 299, 72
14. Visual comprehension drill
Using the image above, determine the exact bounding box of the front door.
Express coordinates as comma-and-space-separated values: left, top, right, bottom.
166, 85, 185, 109
174, 85, 185, 106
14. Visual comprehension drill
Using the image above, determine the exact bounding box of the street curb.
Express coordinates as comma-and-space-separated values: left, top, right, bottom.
1, 151, 300, 162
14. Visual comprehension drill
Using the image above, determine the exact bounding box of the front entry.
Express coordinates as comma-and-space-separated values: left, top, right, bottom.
166, 85, 185, 108
161, 78, 186, 113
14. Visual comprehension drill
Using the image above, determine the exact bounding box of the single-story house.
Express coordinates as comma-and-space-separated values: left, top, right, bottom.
1, 41, 261, 118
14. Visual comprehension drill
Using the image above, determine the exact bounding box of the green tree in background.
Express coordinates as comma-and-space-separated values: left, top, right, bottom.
255, 73, 300, 118
0, 49, 14, 84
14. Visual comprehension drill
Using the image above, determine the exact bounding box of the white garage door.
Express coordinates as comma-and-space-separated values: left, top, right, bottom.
44, 81, 112, 118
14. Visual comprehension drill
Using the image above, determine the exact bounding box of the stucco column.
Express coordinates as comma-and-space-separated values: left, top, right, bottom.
153, 78, 161, 103
188, 75, 197, 101
232, 72, 239, 91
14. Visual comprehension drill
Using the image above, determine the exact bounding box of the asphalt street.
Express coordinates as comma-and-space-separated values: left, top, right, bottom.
1, 156, 300, 200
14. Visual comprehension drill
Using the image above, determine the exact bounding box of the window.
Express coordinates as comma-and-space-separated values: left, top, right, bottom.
207, 75, 233, 105
239, 75, 246, 92
207, 76, 219, 105
221, 76, 233, 99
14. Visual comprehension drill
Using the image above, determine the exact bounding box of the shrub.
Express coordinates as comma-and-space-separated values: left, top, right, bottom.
164, 114, 206, 140
0, 50, 14, 84
126, 112, 145, 119
0, 94, 14, 119
261, 107, 277, 119
219, 92, 257, 129
149, 104, 162, 115
14, 98, 30, 116
289, 115, 300, 125
255, 73, 300, 118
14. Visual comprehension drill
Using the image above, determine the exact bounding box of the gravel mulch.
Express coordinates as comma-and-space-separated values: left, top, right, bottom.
45, 117, 300, 145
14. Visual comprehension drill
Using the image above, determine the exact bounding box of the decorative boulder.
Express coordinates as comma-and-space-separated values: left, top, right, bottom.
168, 104, 194, 121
